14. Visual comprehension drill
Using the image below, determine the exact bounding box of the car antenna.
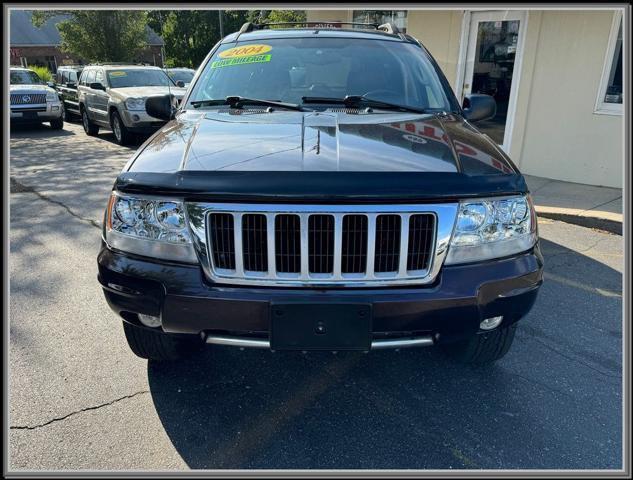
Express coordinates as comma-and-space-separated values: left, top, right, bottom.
158, 11, 173, 115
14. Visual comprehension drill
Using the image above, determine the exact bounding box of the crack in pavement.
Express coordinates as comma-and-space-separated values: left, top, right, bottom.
518, 333, 620, 380
578, 195, 622, 216
10, 390, 149, 431
10, 177, 102, 230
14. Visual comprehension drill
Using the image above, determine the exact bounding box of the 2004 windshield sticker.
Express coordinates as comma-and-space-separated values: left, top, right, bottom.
211, 44, 272, 68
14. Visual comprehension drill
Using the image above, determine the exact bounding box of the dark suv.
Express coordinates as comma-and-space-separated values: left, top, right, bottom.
54, 65, 84, 121
98, 23, 543, 364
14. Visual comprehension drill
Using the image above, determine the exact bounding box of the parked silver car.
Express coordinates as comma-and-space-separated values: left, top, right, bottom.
77, 64, 187, 145
166, 67, 196, 87
10, 67, 64, 130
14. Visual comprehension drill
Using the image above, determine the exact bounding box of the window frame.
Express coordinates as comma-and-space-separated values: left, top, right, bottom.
594, 10, 623, 116
352, 10, 408, 33
84, 69, 96, 86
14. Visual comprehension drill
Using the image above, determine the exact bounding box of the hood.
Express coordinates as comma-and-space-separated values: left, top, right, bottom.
10, 84, 54, 94
128, 110, 516, 175
118, 110, 525, 202
110, 86, 187, 99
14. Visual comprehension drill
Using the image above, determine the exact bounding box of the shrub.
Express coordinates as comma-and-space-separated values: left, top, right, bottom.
30, 65, 52, 82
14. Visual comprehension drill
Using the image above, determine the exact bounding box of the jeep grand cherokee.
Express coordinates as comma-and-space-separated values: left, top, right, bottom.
98, 22, 543, 364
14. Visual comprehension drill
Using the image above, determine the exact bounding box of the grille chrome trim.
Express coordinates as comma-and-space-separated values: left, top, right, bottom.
186, 203, 459, 287
10, 93, 47, 105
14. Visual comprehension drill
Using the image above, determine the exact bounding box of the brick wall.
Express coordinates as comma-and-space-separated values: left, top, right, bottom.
10, 44, 165, 71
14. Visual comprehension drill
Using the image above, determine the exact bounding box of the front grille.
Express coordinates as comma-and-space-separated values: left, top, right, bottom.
374, 215, 402, 273
341, 215, 367, 273
242, 214, 268, 272
208, 213, 235, 270
275, 214, 301, 273
407, 214, 435, 271
11, 93, 47, 105
308, 215, 334, 274
202, 204, 445, 287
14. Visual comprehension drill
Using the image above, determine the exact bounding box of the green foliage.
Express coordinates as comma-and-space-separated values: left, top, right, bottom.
30, 65, 52, 82
148, 10, 307, 68
147, 10, 250, 68
246, 10, 307, 26
31, 10, 149, 62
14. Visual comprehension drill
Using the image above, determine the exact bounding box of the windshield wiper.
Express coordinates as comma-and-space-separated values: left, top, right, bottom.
191, 96, 307, 111
301, 95, 429, 114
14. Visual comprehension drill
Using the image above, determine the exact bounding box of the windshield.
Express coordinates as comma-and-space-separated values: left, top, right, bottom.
168, 69, 194, 84
10, 70, 42, 85
188, 37, 453, 111
106, 69, 175, 88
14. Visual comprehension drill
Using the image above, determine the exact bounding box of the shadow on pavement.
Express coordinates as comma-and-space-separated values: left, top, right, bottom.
10, 123, 76, 137
147, 238, 622, 470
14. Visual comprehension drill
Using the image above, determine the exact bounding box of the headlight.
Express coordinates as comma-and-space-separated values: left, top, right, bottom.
46, 91, 58, 102
445, 195, 537, 265
124, 98, 146, 111
105, 192, 197, 263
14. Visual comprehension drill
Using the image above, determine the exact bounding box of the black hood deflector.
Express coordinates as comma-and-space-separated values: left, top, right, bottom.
115, 171, 528, 203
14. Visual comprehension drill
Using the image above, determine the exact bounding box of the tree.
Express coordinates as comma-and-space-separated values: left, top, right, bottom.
147, 10, 250, 68
31, 11, 149, 62
247, 10, 307, 26
147, 10, 307, 68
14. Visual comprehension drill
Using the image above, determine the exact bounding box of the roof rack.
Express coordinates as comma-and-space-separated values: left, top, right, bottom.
234, 21, 407, 40
88, 62, 152, 66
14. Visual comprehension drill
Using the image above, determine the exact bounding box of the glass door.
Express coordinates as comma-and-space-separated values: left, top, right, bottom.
462, 11, 526, 151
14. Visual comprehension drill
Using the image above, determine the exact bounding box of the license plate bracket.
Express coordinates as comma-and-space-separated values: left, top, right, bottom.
270, 302, 372, 351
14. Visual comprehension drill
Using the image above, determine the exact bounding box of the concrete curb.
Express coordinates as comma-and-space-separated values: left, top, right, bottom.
535, 208, 622, 235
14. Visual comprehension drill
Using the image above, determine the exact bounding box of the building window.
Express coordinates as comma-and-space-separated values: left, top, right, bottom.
352, 10, 407, 33
595, 12, 623, 114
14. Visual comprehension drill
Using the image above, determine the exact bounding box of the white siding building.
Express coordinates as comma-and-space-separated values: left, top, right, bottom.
307, 9, 625, 188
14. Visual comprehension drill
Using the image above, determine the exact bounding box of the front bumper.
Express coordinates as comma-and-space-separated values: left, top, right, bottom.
10, 102, 62, 122
119, 109, 166, 133
97, 241, 544, 347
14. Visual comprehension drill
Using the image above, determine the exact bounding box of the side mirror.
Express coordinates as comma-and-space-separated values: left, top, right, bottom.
47, 81, 55, 88
175, 80, 185, 88
146, 94, 174, 121
462, 94, 496, 122
89, 82, 105, 91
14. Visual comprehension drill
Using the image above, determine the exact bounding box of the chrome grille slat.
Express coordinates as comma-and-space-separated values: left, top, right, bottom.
266, 215, 276, 278
194, 203, 458, 287
233, 213, 244, 277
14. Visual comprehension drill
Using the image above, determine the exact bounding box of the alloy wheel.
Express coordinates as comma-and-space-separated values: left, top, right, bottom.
113, 116, 122, 142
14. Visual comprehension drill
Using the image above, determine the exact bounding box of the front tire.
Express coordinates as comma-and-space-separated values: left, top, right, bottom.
81, 107, 99, 136
110, 110, 133, 146
63, 104, 74, 121
122, 321, 200, 361
442, 324, 517, 365
50, 117, 64, 130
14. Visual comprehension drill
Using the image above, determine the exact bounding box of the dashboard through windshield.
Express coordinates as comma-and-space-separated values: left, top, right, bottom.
187, 37, 453, 111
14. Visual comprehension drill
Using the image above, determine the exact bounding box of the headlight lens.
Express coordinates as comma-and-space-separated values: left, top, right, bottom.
445, 195, 537, 264
46, 91, 58, 102
125, 98, 146, 111
105, 193, 197, 263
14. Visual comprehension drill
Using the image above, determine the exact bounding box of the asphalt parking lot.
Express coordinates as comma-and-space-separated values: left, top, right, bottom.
9, 121, 623, 470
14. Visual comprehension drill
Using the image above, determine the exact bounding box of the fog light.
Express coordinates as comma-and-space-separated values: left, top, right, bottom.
132, 114, 140, 121
138, 313, 161, 328
480, 316, 503, 331
52, 106, 59, 111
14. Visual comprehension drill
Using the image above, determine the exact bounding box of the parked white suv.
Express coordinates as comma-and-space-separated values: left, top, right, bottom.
10, 67, 64, 130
